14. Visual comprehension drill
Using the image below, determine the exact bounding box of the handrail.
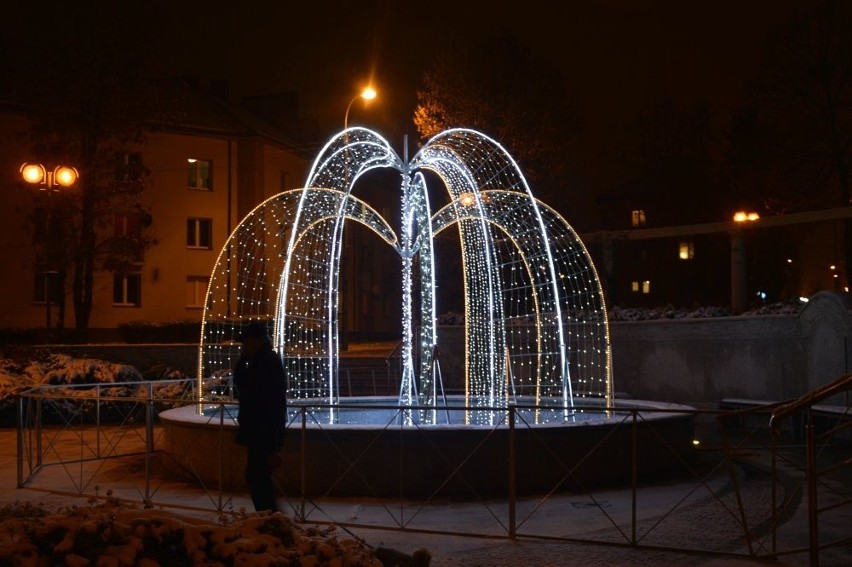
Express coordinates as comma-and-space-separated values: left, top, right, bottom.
384, 339, 404, 367
769, 372, 852, 429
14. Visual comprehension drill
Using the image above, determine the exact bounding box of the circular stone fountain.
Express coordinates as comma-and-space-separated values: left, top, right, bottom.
159, 128, 696, 498
159, 397, 695, 498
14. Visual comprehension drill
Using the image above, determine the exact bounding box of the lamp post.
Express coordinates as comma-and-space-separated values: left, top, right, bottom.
339, 87, 377, 350
20, 162, 79, 341
344, 86, 377, 132
730, 210, 760, 314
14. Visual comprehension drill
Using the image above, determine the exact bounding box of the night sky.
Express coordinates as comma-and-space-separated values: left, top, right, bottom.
158, 1, 798, 192
4, 0, 802, 203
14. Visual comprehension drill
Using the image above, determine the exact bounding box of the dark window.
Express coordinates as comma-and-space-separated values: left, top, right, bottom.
113, 273, 142, 306
115, 213, 141, 237
30, 207, 56, 245
114, 212, 145, 261
187, 218, 213, 249
116, 152, 144, 182
33, 271, 61, 304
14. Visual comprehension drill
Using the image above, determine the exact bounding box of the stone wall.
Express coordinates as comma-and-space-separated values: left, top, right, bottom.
609, 316, 804, 405
32, 291, 852, 408
612, 290, 852, 405
435, 291, 852, 408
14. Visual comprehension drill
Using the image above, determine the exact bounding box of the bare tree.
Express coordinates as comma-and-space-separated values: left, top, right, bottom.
729, 0, 852, 283
619, 97, 720, 225
413, 36, 577, 208
6, 2, 162, 335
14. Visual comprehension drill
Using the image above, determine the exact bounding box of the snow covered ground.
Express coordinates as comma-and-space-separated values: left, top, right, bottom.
435, 300, 805, 325
607, 300, 804, 321
0, 499, 403, 566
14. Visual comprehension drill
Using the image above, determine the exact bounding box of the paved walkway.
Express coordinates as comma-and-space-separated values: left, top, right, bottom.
2, 426, 848, 566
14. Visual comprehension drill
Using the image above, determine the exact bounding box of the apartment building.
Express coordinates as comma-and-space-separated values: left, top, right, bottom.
0, 86, 310, 335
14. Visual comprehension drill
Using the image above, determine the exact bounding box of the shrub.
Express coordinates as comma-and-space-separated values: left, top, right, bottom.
117, 320, 201, 344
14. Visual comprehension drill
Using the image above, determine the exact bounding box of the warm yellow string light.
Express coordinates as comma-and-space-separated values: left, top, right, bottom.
197, 127, 612, 425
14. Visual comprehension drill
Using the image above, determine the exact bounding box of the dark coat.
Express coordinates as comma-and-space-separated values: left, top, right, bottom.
233, 344, 287, 453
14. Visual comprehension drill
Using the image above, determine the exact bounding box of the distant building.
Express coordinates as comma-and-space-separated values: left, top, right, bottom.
0, 82, 311, 338
585, 203, 850, 311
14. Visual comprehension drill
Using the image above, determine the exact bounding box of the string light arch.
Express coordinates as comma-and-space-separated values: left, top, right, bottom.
198, 128, 611, 424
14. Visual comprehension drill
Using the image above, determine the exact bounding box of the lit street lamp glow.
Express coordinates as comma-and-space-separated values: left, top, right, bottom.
344, 86, 378, 131
19, 161, 79, 341
20, 162, 79, 191
733, 211, 760, 223
21, 163, 46, 184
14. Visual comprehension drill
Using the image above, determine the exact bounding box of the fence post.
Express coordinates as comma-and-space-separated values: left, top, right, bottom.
508, 402, 516, 540
96, 383, 101, 458
36, 398, 42, 468
806, 410, 819, 567
300, 405, 307, 522
771, 425, 778, 555
631, 409, 638, 546
218, 401, 225, 512
16, 396, 24, 488
144, 382, 154, 507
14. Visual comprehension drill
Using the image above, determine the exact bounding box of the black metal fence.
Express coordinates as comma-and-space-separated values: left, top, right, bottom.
15, 375, 852, 565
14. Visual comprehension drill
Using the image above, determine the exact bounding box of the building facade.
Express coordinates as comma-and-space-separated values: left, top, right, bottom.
585, 205, 850, 311
0, 88, 310, 338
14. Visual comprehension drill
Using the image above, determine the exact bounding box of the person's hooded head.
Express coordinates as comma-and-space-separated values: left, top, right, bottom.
237, 321, 271, 355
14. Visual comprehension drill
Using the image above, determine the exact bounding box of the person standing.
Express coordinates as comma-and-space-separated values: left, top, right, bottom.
233, 321, 287, 512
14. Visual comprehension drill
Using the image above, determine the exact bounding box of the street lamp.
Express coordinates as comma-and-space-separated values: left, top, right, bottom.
344, 86, 377, 132
729, 210, 760, 314
733, 211, 760, 223
339, 87, 377, 351
20, 162, 79, 341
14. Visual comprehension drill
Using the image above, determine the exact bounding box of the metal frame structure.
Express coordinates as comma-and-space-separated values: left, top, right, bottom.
198, 128, 611, 423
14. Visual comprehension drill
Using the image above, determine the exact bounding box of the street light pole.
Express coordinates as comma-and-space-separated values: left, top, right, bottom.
344, 86, 377, 133
730, 210, 759, 314
20, 163, 79, 342
339, 87, 377, 351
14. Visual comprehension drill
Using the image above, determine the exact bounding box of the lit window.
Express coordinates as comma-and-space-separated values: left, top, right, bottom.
631, 210, 646, 227
631, 280, 651, 293
187, 218, 213, 249
678, 241, 694, 260
113, 273, 142, 306
187, 158, 212, 190
186, 276, 209, 308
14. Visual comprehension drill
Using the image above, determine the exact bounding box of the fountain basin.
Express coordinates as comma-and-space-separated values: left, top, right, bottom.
159, 397, 696, 498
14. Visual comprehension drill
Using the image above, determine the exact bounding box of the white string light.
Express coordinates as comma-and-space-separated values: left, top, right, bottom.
198, 128, 612, 425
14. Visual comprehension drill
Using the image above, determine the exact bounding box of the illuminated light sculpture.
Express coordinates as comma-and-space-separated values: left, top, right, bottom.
198, 128, 611, 424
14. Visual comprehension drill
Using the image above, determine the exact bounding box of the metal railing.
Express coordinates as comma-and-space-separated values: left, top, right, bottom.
13, 376, 852, 564
769, 373, 852, 567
